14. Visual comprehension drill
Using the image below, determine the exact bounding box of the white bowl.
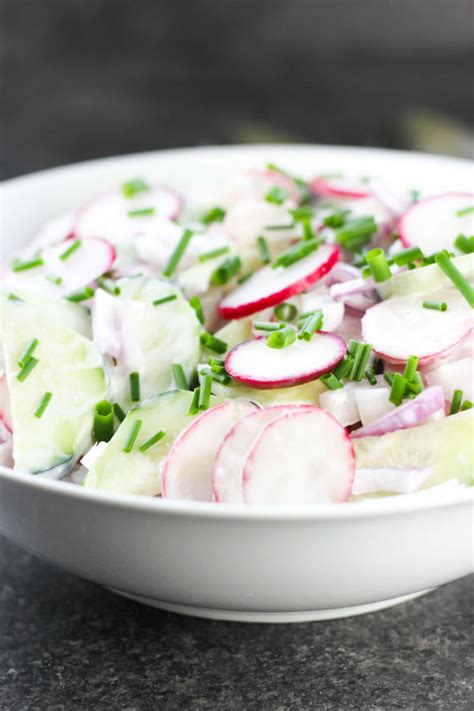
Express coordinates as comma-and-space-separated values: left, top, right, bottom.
1, 145, 473, 623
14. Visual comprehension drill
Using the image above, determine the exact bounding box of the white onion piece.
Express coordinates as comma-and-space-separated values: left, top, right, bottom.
80, 442, 108, 471
352, 467, 432, 495
426, 358, 474, 403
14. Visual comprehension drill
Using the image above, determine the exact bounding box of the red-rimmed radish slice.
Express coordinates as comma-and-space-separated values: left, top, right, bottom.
219, 244, 340, 319
243, 407, 355, 505
213, 404, 312, 503
223, 198, 296, 245
225, 332, 346, 389
295, 286, 345, 331
74, 186, 182, 244
161, 401, 257, 502
398, 192, 474, 251
362, 287, 474, 364
352, 467, 432, 496
351, 386, 445, 438
310, 175, 370, 199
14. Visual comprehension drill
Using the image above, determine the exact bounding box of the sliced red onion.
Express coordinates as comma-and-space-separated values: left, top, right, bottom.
351, 386, 445, 438
329, 277, 379, 313
369, 180, 413, 218
352, 467, 432, 495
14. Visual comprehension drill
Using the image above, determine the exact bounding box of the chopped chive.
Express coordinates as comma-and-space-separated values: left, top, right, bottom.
333, 355, 354, 380
200, 331, 228, 354
320, 373, 343, 390
365, 366, 378, 385
237, 271, 253, 284
66, 287, 95, 302
189, 295, 204, 324
7, 292, 23, 302
272, 238, 320, 269
273, 302, 297, 322
366, 248, 392, 283
45, 273, 62, 286
334, 216, 377, 251
302, 218, 314, 241
406, 372, 424, 396
18, 338, 39, 368
323, 210, 351, 228
257, 236, 270, 264
455, 205, 474, 217
16, 357, 39, 382
253, 321, 285, 332
139, 430, 166, 452
153, 294, 178, 306
461, 400, 473, 411
392, 246, 424, 266
122, 419, 143, 453
12, 257, 44, 272
93, 400, 114, 442
454, 234, 474, 254
121, 177, 150, 198
200, 366, 231, 385
208, 356, 225, 368
202, 206, 226, 224
361, 265, 372, 279
188, 387, 201, 415
128, 207, 155, 217
113, 402, 126, 422
383, 373, 394, 387
403, 355, 419, 382
422, 300, 447, 312
389, 373, 407, 406
129, 372, 140, 402
97, 277, 121, 295
266, 325, 296, 349
34, 392, 52, 419
163, 229, 194, 277
350, 343, 373, 381
449, 389, 463, 415
435, 251, 474, 307
172, 363, 189, 390
410, 189, 420, 203
290, 206, 314, 222
59, 240, 82, 261
265, 185, 288, 205
198, 246, 230, 262
210, 255, 241, 285
264, 223, 295, 231
298, 310, 323, 341
198, 374, 213, 410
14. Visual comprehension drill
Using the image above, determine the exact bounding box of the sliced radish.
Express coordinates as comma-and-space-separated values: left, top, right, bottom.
425, 357, 474, 403
362, 287, 474, 364
162, 401, 257, 502
398, 193, 474, 252
0, 433, 13, 469
351, 386, 445, 438
294, 286, 345, 332
19, 211, 76, 259
219, 244, 340, 319
352, 467, 432, 496
74, 186, 182, 245
243, 407, 355, 505
310, 175, 370, 199
225, 332, 346, 389
213, 404, 311, 503
223, 198, 296, 245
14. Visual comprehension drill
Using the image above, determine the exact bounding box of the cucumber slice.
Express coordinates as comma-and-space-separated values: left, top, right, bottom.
84, 389, 222, 496
2, 298, 107, 475
209, 377, 326, 408
0, 290, 91, 338
380, 254, 474, 299
353, 411, 474, 492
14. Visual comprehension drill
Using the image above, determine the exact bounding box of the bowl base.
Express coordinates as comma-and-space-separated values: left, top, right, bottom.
108, 588, 433, 623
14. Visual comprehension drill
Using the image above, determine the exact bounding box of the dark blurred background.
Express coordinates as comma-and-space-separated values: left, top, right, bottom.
1, 0, 473, 179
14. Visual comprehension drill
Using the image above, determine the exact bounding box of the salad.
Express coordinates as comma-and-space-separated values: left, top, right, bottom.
1, 165, 473, 506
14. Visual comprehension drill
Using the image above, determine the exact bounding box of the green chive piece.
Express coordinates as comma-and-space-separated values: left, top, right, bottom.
266, 163, 311, 203
121, 178, 150, 198
422, 300, 447, 312
253, 321, 285, 332
200, 366, 231, 385
320, 373, 343, 390
366, 248, 392, 283
113, 402, 126, 422
435, 251, 474, 308
139, 430, 166, 452
18, 338, 39, 368
265, 185, 288, 205
334, 216, 377, 251
350, 343, 373, 381
302, 218, 314, 241
188, 387, 201, 415
323, 210, 351, 228
298, 310, 323, 341
153, 294, 178, 307
189, 295, 204, 324
454, 234, 474, 254
163, 229, 193, 277
34, 392, 52, 419
392, 246, 424, 266
198, 246, 230, 262
237, 271, 253, 284
273, 302, 298, 322
128, 207, 155, 217
290, 206, 314, 222
93, 400, 114, 442
200, 331, 228, 354
406, 372, 424, 396
266, 325, 296, 349
333, 356, 354, 381
264, 223, 295, 231
202, 206, 226, 224
12, 257, 44, 272
122, 419, 143, 453
210, 256, 241, 285
97, 277, 121, 295
129, 372, 140, 402
172, 363, 189, 390
16, 356, 39, 382
45, 273, 63, 286
389, 373, 407, 406
365, 366, 378, 385
208, 356, 225, 368
198, 374, 213, 410
66, 287, 95, 303
461, 400, 473, 411
384, 373, 394, 387
59, 240, 82, 261
272, 238, 320, 269
455, 205, 474, 217
257, 236, 270, 265
403, 355, 419, 382
449, 389, 463, 415
7, 292, 23, 302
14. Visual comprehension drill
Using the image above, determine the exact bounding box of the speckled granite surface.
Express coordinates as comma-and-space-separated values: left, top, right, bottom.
0, 537, 472, 710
